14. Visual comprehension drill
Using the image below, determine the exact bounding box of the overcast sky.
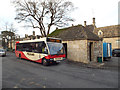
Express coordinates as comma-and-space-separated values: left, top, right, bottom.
0, 0, 119, 37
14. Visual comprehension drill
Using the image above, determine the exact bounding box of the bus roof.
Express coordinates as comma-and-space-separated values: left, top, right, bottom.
16, 37, 61, 43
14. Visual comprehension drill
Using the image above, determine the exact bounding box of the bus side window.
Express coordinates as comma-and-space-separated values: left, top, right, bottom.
16, 43, 22, 51
41, 42, 48, 54
36, 42, 43, 53
30, 43, 36, 52
35, 42, 48, 54
22, 43, 32, 52
16, 43, 20, 51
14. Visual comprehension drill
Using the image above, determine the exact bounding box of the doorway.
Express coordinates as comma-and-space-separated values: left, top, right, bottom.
89, 42, 93, 61
63, 43, 67, 58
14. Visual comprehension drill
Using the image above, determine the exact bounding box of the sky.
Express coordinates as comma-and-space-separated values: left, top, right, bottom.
0, 0, 119, 37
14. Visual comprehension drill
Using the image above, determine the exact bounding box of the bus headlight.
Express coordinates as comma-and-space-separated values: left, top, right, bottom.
50, 58, 54, 60
63, 58, 66, 60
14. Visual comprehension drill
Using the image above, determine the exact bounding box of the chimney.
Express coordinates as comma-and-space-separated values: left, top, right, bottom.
33, 31, 35, 36
84, 21, 87, 27
56, 27, 58, 30
25, 34, 28, 38
25, 34, 27, 38
19, 36, 20, 40
93, 17, 95, 26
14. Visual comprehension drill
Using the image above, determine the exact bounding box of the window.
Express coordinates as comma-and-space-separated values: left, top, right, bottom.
34, 42, 48, 54
16, 43, 22, 51
16, 42, 48, 54
47, 42, 65, 55
116, 39, 120, 45
98, 30, 103, 36
16, 43, 32, 52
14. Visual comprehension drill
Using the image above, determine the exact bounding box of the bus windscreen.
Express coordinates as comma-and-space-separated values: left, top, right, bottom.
47, 42, 65, 55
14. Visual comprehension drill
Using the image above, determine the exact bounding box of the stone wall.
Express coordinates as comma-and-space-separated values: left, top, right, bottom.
93, 40, 102, 62
62, 40, 102, 64
103, 37, 120, 49
63, 40, 88, 63
87, 40, 102, 63
0, 40, 2, 48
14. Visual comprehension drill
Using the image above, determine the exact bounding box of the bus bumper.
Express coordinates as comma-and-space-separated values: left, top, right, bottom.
47, 57, 66, 63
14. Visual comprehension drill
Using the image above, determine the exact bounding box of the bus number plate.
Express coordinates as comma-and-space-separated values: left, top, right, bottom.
54, 58, 62, 61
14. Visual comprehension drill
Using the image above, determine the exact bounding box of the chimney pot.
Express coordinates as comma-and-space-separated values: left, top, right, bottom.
25, 34, 26, 37
33, 31, 35, 36
25, 34, 28, 38
93, 17, 95, 26
84, 21, 87, 27
56, 27, 58, 30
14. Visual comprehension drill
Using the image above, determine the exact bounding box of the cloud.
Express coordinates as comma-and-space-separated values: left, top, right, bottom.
0, 0, 119, 37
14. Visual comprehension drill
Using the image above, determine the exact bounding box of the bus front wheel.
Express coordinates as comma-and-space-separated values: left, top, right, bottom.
42, 59, 49, 66
19, 54, 21, 59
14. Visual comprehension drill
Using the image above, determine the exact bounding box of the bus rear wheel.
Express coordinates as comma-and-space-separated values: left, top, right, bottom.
42, 59, 49, 66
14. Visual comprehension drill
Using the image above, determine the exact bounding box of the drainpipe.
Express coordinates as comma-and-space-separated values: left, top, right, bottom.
102, 41, 104, 62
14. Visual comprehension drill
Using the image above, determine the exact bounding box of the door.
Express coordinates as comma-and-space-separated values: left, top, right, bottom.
89, 42, 93, 61
103, 43, 108, 58
63, 43, 67, 58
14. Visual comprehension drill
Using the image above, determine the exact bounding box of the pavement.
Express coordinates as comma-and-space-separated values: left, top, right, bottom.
65, 57, 119, 70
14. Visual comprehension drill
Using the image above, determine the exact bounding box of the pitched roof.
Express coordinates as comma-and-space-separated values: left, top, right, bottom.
48, 25, 100, 41
94, 25, 120, 38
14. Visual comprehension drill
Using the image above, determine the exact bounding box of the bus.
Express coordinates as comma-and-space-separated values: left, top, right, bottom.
15, 37, 66, 66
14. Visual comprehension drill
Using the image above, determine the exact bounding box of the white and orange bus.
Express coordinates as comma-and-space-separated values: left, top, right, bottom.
15, 37, 66, 66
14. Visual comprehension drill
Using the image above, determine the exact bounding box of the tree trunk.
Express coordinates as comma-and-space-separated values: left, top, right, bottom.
40, 29, 44, 37
47, 25, 51, 36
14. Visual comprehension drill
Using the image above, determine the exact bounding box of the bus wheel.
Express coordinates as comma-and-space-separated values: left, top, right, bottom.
114, 54, 117, 57
19, 54, 21, 59
42, 59, 49, 66
55, 62, 60, 65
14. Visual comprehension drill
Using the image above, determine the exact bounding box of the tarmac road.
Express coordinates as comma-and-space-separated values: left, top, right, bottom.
2, 52, 118, 88
0, 55, 2, 89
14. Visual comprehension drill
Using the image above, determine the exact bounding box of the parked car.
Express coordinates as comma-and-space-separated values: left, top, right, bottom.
112, 49, 120, 57
0, 49, 6, 57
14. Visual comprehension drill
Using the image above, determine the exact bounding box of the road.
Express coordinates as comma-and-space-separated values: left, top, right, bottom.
0, 55, 2, 89
2, 52, 118, 88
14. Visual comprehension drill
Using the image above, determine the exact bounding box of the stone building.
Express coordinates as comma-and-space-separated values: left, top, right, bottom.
94, 25, 120, 49
24, 31, 41, 40
48, 21, 102, 63
8, 35, 23, 49
0, 34, 2, 48
9, 31, 41, 49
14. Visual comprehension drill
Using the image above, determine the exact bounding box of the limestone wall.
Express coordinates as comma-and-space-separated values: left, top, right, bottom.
93, 41, 102, 62
62, 40, 102, 63
87, 40, 102, 62
103, 37, 120, 49
63, 40, 88, 63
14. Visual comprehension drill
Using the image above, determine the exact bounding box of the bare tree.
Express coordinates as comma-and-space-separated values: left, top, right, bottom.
13, 0, 74, 37
9, 24, 18, 33
1, 22, 17, 33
